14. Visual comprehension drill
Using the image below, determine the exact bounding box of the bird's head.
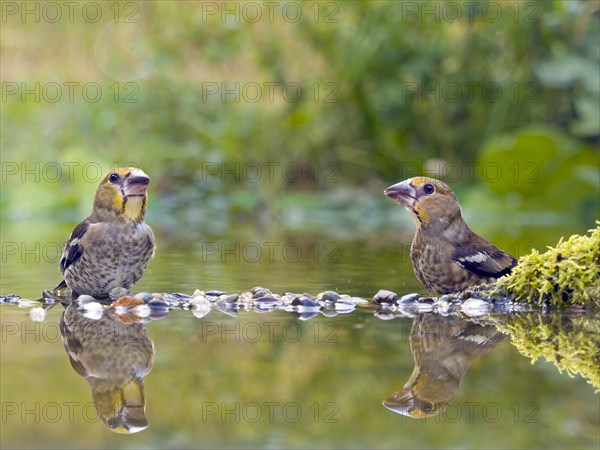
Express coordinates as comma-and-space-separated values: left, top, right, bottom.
93, 168, 150, 222
384, 177, 462, 229
92, 378, 149, 434
382, 384, 456, 419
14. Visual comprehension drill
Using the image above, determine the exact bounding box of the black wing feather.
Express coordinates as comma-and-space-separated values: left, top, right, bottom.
60, 221, 90, 273
452, 246, 517, 279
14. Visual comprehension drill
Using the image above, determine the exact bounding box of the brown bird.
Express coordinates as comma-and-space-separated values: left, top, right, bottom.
60, 303, 155, 433
384, 177, 517, 294
383, 314, 506, 418
56, 168, 155, 297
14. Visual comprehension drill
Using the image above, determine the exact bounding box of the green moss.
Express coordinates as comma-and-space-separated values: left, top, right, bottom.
491, 223, 600, 307
485, 313, 600, 391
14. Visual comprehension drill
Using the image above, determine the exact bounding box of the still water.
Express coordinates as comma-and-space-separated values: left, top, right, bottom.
1, 225, 598, 449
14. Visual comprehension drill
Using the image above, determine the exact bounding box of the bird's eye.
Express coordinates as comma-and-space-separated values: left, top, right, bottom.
422, 402, 434, 413
108, 173, 120, 183
423, 184, 435, 195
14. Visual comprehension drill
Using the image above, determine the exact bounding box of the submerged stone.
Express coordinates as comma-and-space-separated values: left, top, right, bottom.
77, 295, 97, 305
29, 307, 46, 322
373, 289, 398, 304
205, 290, 228, 297
148, 298, 169, 308
317, 291, 341, 302
219, 294, 239, 304
135, 292, 154, 303
397, 293, 419, 304
292, 311, 320, 321
320, 308, 338, 317
461, 298, 491, 316
252, 288, 274, 298
192, 305, 211, 319
254, 296, 279, 306
291, 296, 319, 308
17, 299, 38, 308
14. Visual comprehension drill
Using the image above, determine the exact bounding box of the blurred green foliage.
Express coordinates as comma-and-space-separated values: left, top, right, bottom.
1, 0, 598, 231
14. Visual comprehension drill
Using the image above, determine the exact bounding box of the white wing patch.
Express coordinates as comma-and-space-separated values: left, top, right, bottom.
457, 252, 489, 264
458, 334, 488, 345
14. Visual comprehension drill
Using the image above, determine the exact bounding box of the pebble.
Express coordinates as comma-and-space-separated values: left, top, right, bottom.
397, 293, 419, 304
215, 302, 238, 317
135, 292, 154, 303
112, 296, 144, 308
335, 304, 355, 313
416, 303, 434, 312
280, 293, 301, 305
320, 308, 338, 317
251, 288, 273, 299
396, 305, 418, 318
192, 305, 211, 319
373, 289, 398, 305
147, 298, 169, 309
416, 297, 435, 304
219, 294, 239, 304
253, 296, 279, 306
334, 298, 356, 312
460, 298, 491, 317
29, 307, 46, 322
293, 311, 320, 321
189, 296, 211, 307
148, 300, 170, 319
109, 287, 130, 299
205, 290, 228, 296
39, 295, 55, 305
131, 304, 151, 317
317, 291, 340, 302
435, 300, 451, 314
162, 294, 184, 307
77, 295, 97, 305
373, 309, 398, 320
291, 296, 320, 308
344, 297, 369, 304
17, 299, 38, 308
82, 302, 104, 320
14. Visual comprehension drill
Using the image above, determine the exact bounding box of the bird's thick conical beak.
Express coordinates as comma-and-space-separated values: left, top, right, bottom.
384, 180, 416, 208
123, 170, 150, 197
382, 389, 414, 417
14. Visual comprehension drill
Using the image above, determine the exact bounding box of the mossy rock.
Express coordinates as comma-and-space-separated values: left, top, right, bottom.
489, 224, 600, 307
485, 313, 600, 391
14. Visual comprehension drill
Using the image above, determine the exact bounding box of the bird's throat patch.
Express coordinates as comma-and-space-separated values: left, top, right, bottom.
123, 196, 145, 221
413, 204, 429, 224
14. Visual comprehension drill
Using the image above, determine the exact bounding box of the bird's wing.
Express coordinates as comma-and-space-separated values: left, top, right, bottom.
59, 308, 88, 376
60, 220, 91, 274
452, 244, 517, 279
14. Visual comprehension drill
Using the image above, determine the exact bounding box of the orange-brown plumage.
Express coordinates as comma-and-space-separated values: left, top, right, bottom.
384, 177, 517, 294
57, 168, 155, 297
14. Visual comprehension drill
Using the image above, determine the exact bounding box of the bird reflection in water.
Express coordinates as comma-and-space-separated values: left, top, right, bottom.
59, 303, 155, 433
383, 314, 506, 418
